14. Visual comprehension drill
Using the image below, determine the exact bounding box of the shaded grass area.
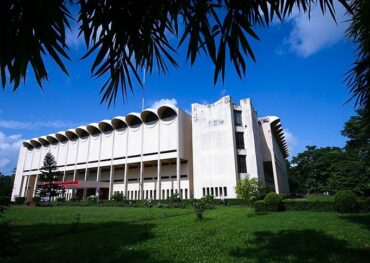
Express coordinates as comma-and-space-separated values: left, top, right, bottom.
3, 206, 370, 263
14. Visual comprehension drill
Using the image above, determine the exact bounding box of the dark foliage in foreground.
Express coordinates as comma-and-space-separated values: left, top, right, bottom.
2, 0, 368, 117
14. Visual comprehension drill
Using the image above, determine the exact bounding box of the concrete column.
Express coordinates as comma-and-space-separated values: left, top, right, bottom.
63, 140, 70, 181
24, 175, 30, 198
18, 176, 25, 198
73, 139, 80, 180
84, 136, 91, 181
176, 112, 181, 195
108, 165, 114, 200
124, 163, 128, 198
140, 122, 144, 200
108, 129, 116, 200
140, 161, 144, 199
83, 188, 87, 200
96, 133, 103, 197
32, 174, 39, 197
157, 159, 161, 199
96, 167, 101, 196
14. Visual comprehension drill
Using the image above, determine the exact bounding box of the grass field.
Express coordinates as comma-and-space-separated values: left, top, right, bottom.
3, 206, 370, 263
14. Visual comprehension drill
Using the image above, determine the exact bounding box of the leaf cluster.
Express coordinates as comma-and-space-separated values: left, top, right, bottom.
0, 0, 356, 108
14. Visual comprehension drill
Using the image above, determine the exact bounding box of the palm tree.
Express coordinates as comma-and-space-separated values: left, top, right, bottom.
0, 0, 367, 118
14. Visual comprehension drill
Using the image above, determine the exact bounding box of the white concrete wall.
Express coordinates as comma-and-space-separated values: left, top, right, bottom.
192, 96, 238, 199
240, 99, 265, 181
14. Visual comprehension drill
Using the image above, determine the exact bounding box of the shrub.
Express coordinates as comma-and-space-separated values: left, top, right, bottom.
263, 192, 284, 212
168, 192, 181, 202
87, 195, 98, 203
283, 199, 334, 211
201, 195, 215, 209
192, 199, 206, 219
14, 197, 25, 205
32, 196, 41, 203
112, 192, 125, 202
0, 197, 10, 206
334, 190, 359, 213
235, 177, 272, 206
359, 199, 370, 212
56, 197, 66, 202
70, 196, 81, 202
145, 199, 153, 208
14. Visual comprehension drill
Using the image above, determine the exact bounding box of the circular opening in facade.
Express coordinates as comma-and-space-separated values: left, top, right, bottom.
56, 133, 68, 143
112, 118, 127, 131
46, 135, 59, 144
76, 127, 89, 138
65, 130, 78, 140
30, 139, 42, 148
38, 137, 50, 146
126, 115, 142, 128
87, 125, 101, 136
99, 122, 114, 133
158, 106, 177, 121
141, 111, 159, 125
23, 141, 34, 149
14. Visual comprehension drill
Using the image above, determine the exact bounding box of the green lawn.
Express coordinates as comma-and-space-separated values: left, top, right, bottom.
3, 206, 370, 263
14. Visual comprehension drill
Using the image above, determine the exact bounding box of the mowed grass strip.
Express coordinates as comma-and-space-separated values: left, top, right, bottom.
4, 206, 370, 263
5, 206, 193, 242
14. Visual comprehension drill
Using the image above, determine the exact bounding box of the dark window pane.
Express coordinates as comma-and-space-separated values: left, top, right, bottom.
236, 132, 245, 149
237, 155, 247, 173
234, 111, 242, 126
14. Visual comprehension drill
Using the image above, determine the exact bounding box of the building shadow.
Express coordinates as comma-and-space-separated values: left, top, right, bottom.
9, 221, 170, 263
229, 229, 370, 263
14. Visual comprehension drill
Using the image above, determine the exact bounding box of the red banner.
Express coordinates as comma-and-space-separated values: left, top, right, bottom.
57, 180, 80, 187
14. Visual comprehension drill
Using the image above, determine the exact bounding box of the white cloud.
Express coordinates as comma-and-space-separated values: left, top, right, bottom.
279, 2, 349, 58
0, 120, 78, 130
151, 98, 177, 109
284, 128, 298, 155
0, 132, 23, 173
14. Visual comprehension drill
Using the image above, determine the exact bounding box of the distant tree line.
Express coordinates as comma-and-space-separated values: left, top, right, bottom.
288, 110, 370, 197
0, 170, 15, 197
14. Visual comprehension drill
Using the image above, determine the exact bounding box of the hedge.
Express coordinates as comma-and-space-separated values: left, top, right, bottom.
0, 196, 11, 206
255, 198, 370, 213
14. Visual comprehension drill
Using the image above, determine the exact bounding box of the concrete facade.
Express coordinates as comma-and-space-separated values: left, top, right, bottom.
11, 96, 289, 201
192, 96, 289, 199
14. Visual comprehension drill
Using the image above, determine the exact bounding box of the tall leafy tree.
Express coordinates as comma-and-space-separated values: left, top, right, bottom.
341, 109, 370, 160
35, 153, 65, 202
3, 0, 368, 115
0, 171, 15, 197
289, 146, 346, 195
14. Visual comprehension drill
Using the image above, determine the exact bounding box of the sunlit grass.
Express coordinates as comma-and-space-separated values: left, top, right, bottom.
4, 206, 370, 262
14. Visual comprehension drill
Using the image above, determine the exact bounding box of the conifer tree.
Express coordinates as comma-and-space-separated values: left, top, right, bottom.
35, 153, 65, 202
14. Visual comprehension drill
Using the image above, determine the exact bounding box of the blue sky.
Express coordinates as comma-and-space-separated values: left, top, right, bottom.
0, 3, 356, 174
